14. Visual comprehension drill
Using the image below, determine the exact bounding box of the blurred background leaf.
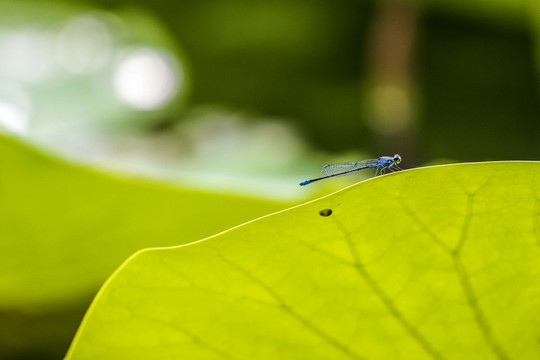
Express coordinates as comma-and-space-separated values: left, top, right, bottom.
0, 0, 538, 358
0, 133, 293, 358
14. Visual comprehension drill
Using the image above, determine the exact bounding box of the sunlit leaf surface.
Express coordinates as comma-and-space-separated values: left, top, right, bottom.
0, 134, 290, 309
66, 162, 540, 359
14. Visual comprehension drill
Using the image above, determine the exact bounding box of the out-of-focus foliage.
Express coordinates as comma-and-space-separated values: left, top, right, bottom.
66, 162, 540, 359
0, 134, 292, 309
85, 0, 539, 161
0, 1, 356, 200
0, 1, 190, 170
0, 134, 292, 358
424, 0, 531, 24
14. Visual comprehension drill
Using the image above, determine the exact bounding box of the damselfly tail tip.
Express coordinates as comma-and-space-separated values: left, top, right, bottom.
299, 180, 310, 186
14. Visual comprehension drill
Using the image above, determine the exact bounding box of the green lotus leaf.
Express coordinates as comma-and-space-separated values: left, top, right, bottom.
66, 162, 540, 359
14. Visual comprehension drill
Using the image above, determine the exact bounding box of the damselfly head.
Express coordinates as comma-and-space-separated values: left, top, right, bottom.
393, 154, 401, 164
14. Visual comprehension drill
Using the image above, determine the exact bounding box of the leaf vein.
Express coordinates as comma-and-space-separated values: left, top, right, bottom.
452, 195, 510, 360
453, 194, 474, 254
141, 317, 238, 359
332, 218, 444, 360
397, 197, 451, 253
216, 253, 366, 360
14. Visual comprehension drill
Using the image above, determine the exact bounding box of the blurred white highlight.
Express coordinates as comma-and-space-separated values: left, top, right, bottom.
0, 102, 28, 134
55, 15, 114, 74
113, 48, 180, 110
0, 84, 32, 134
0, 29, 56, 83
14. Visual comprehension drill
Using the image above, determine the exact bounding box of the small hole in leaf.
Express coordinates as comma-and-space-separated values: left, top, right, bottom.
319, 208, 332, 217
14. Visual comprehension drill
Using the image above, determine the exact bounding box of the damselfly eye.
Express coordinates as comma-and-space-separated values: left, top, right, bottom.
393, 154, 401, 164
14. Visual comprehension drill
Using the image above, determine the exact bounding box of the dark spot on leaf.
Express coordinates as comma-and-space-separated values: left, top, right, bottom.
319, 208, 332, 217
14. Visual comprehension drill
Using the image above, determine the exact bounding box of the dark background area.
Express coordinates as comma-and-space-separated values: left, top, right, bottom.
92, 0, 539, 162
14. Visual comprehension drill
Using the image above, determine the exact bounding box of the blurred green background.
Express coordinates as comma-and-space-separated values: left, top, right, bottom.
0, 0, 539, 359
